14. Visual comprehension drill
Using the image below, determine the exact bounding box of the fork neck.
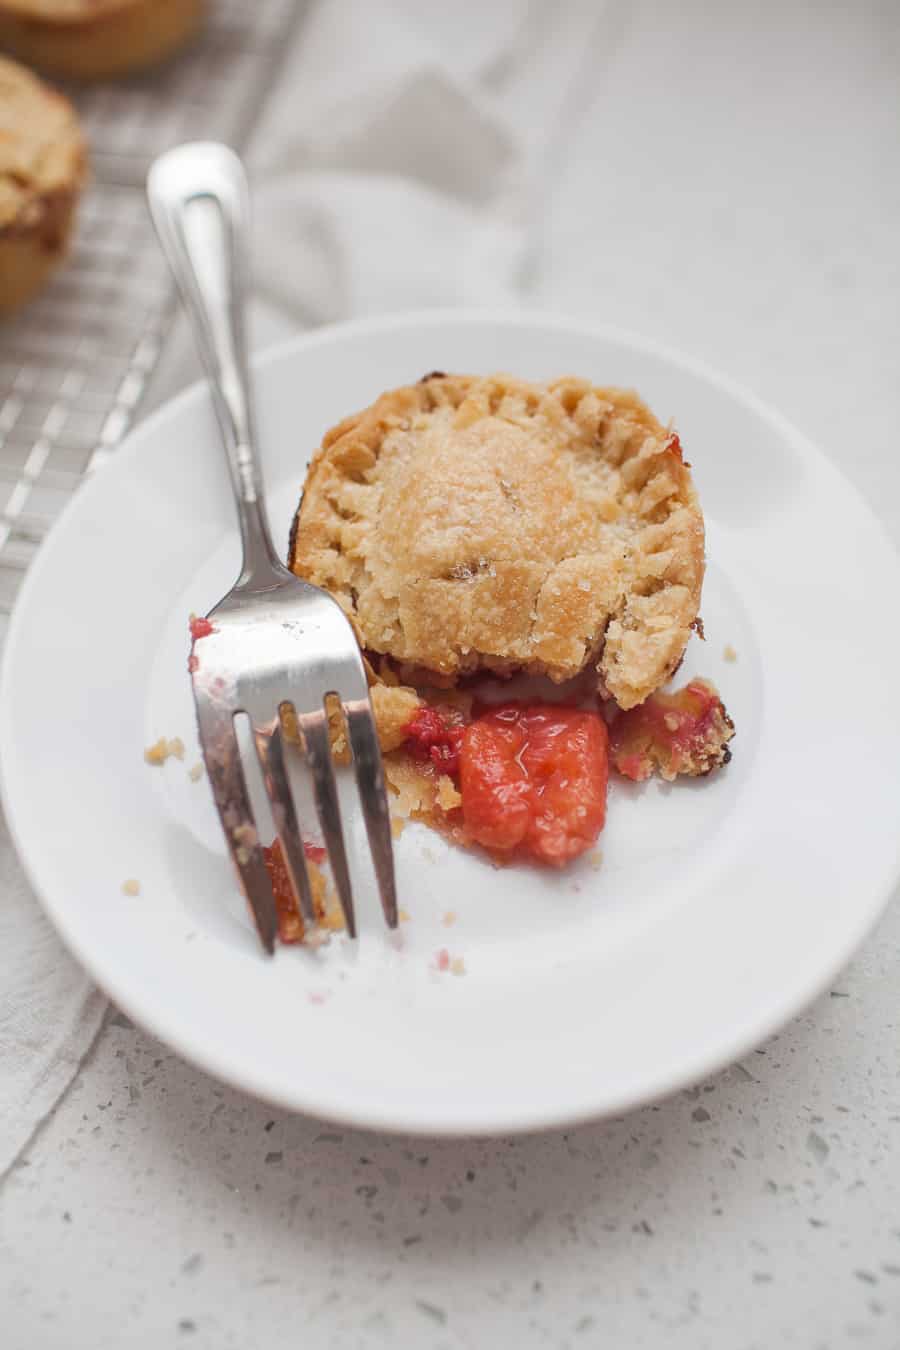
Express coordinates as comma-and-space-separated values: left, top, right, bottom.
230, 442, 283, 590
146, 146, 285, 592
202, 320, 283, 590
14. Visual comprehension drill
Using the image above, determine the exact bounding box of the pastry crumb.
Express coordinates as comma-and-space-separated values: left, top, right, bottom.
121, 879, 140, 897
143, 737, 168, 765
188, 762, 204, 782
399, 907, 412, 923
320, 907, 346, 933
442, 910, 457, 927
723, 644, 737, 662
435, 774, 462, 812
588, 849, 603, 869
390, 816, 406, 840
144, 736, 185, 766
450, 956, 466, 976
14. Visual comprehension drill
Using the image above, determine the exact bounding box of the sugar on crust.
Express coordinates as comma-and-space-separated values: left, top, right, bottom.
290, 373, 705, 709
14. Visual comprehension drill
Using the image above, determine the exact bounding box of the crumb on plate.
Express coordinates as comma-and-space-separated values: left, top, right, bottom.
188, 762, 204, 782
723, 644, 737, 662
121, 878, 140, 896
442, 910, 457, 926
144, 736, 185, 766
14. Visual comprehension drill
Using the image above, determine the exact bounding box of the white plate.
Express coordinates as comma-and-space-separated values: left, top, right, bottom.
3, 312, 900, 1136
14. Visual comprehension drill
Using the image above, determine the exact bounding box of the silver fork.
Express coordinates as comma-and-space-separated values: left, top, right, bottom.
147, 142, 397, 951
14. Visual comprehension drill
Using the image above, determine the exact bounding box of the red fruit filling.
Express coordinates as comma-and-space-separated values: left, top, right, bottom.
458, 704, 609, 867
189, 615, 214, 640
609, 678, 734, 782
402, 705, 466, 775
262, 838, 329, 944
263, 839, 302, 945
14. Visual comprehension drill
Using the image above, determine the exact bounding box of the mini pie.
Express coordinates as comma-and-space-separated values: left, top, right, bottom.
0, 0, 205, 80
0, 54, 86, 313
291, 372, 705, 709
267, 374, 731, 932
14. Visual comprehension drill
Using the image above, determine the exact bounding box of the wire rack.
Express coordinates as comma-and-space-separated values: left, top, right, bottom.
0, 0, 303, 641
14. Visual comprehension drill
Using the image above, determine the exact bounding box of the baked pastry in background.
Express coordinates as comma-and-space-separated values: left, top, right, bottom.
0, 0, 205, 81
0, 54, 85, 314
291, 372, 705, 710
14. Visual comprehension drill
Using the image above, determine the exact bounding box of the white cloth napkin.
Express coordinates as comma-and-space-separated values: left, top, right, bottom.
0, 0, 607, 1174
0, 813, 106, 1176
146, 0, 607, 406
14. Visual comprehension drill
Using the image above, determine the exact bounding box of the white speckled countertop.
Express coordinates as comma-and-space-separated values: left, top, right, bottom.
3, 2, 900, 1345
4, 929, 900, 1346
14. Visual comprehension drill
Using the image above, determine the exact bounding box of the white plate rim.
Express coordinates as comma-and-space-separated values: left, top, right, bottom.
3, 307, 900, 1136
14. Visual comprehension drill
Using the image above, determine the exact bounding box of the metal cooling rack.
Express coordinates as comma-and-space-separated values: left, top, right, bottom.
0, 0, 303, 641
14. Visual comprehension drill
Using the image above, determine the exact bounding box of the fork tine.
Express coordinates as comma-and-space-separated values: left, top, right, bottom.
253, 724, 318, 931
194, 693, 278, 954
344, 701, 398, 929
297, 707, 357, 939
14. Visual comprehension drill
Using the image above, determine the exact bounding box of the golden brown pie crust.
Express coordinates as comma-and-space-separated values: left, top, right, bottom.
290, 373, 705, 709
0, 0, 205, 80
0, 55, 85, 313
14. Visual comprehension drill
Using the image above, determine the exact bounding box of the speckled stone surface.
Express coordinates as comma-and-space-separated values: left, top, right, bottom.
3, 922, 899, 1347
3, 1, 900, 1344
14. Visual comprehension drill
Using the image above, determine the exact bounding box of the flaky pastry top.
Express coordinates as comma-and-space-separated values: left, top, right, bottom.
291, 373, 705, 708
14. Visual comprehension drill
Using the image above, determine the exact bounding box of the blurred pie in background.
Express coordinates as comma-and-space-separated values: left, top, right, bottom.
0, 54, 85, 313
0, 0, 206, 80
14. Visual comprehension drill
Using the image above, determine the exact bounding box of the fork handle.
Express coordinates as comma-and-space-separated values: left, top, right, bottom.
147, 142, 281, 589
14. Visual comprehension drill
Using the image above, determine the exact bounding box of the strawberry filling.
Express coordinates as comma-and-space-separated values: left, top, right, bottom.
402, 705, 466, 775
189, 615, 214, 640
263, 839, 302, 944
667, 431, 684, 461
263, 838, 329, 943
458, 704, 609, 866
